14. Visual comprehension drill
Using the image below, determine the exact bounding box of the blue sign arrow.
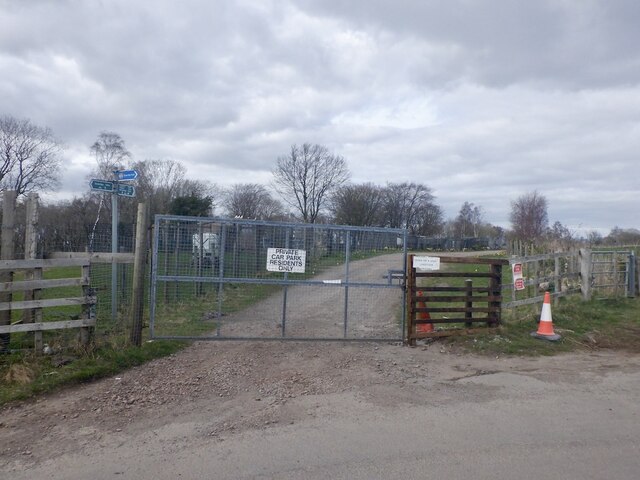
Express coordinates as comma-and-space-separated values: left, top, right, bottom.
117, 184, 136, 197
90, 179, 115, 192
114, 169, 139, 181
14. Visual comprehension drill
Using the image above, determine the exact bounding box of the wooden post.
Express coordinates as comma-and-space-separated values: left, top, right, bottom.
23, 196, 38, 308
464, 279, 473, 328
23, 194, 43, 350
489, 262, 502, 327
580, 248, 592, 301
130, 203, 149, 346
406, 254, 415, 345
0, 191, 16, 353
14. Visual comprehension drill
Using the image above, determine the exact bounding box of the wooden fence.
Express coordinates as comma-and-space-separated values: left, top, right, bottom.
504, 249, 638, 308
503, 250, 584, 308
0, 258, 96, 352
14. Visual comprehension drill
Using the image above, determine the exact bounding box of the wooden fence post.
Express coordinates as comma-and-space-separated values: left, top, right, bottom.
489, 262, 502, 327
464, 279, 473, 328
0, 190, 16, 353
579, 248, 592, 301
406, 254, 415, 345
130, 202, 149, 346
23, 194, 43, 350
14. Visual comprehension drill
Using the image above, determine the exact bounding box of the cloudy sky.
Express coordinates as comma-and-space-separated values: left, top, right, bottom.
1, 0, 639, 233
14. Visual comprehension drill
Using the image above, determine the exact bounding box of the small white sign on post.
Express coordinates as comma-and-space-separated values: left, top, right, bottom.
413, 256, 441, 271
266, 248, 306, 273
512, 263, 525, 291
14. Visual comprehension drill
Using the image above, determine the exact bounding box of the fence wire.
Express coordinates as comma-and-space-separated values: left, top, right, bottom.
150, 216, 407, 341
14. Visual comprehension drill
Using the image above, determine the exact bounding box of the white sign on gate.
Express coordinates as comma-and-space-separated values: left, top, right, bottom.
512, 263, 525, 291
266, 248, 306, 273
413, 255, 441, 271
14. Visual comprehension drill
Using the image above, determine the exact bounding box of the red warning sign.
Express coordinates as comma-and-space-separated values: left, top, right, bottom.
512, 263, 525, 291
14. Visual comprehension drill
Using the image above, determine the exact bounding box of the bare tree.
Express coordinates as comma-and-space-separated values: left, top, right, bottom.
273, 143, 350, 223
223, 183, 283, 220
331, 183, 384, 226
0, 115, 63, 195
382, 182, 437, 233
89, 131, 131, 179
454, 201, 483, 238
131, 159, 215, 217
586, 230, 603, 247
509, 191, 548, 240
547, 221, 575, 249
604, 226, 640, 245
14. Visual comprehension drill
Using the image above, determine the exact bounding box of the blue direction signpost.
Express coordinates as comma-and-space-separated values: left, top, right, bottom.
117, 183, 136, 197
89, 179, 136, 197
114, 169, 139, 181
90, 179, 115, 193
88, 171, 138, 322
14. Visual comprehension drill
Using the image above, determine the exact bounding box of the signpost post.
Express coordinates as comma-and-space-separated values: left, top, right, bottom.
89, 169, 138, 321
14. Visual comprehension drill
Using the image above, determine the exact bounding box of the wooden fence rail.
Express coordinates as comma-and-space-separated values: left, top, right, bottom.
0, 258, 96, 351
502, 250, 583, 308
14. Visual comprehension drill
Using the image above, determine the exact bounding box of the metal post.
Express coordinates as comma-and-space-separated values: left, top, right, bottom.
401, 229, 408, 337
197, 222, 204, 296
149, 216, 160, 339
111, 189, 118, 322
281, 228, 290, 337
216, 224, 226, 336
627, 252, 636, 298
343, 230, 350, 338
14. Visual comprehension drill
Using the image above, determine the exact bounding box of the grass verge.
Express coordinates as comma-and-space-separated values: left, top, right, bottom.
1, 337, 186, 405
441, 296, 640, 356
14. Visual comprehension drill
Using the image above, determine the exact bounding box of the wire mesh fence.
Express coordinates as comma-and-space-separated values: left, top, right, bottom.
150, 216, 407, 341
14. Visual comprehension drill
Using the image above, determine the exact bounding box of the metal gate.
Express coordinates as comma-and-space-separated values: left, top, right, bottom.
150, 215, 407, 341
591, 250, 637, 298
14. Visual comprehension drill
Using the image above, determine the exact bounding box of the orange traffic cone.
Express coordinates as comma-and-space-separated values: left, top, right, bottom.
531, 292, 561, 341
416, 290, 434, 334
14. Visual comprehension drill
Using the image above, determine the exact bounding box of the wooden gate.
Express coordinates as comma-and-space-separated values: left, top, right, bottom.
406, 255, 508, 345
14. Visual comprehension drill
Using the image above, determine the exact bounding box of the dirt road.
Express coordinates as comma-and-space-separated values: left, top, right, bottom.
1, 252, 639, 478
3, 341, 640, 479
195, 251, 406, 339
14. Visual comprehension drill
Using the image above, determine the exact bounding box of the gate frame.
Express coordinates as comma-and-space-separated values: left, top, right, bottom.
406, 254, 508, 345
150, 215, 408, 342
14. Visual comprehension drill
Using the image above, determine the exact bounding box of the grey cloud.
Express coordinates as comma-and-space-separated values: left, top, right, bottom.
1, 0, 638, 231
296, 0, 640, 89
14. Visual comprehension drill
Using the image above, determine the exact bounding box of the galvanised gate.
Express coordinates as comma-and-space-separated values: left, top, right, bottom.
150, 215, 407, 341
